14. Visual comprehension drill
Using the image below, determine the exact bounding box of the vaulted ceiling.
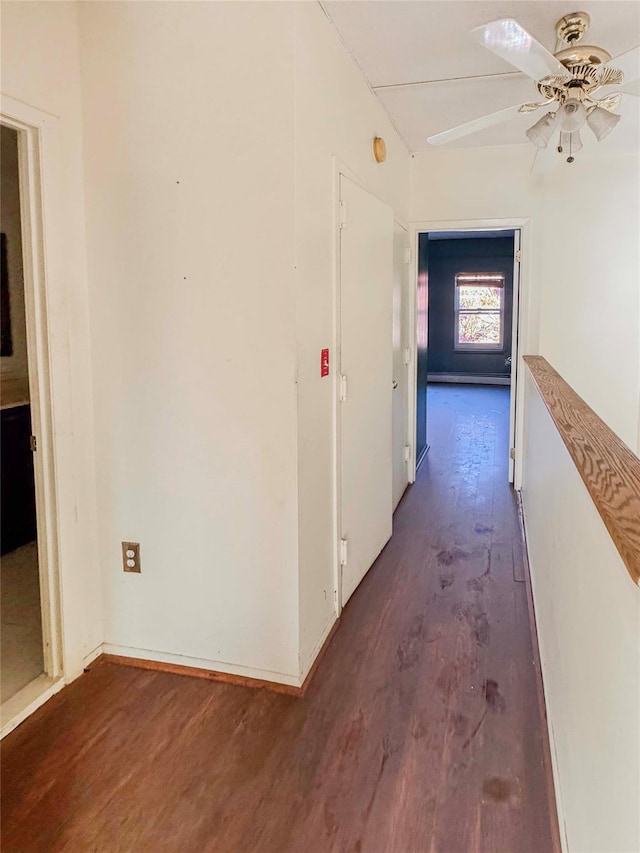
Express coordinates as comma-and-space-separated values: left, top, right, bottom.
321, 1, 640, 152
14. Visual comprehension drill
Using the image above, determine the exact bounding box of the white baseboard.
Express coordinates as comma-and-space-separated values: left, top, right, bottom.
102, 643, 301, 688
428, 373, 511, 386
299, 614, 338, 684
83, 643, 103, 669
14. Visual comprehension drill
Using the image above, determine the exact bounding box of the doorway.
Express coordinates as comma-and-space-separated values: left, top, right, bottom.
1, 124, 44, 703
415, 228, 521, 482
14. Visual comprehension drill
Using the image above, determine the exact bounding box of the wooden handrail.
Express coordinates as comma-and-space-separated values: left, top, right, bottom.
524, 356, 640, 586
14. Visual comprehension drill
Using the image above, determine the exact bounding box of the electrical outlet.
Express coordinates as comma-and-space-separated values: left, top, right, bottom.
122, 542, 141, 573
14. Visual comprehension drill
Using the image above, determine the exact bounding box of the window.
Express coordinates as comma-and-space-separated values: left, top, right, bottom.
454, 272, 505, 351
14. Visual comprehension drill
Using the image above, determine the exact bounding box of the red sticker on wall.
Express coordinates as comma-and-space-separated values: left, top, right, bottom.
321, 348, 330, 378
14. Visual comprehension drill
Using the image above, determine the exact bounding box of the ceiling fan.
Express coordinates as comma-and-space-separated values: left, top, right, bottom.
427, 12, 640, 169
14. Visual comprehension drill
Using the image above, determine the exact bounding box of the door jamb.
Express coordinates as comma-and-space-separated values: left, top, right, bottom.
508, 228, 522, 483
409, 218, 532, 489
393, 218, 412, 504
1, 98, 64, 734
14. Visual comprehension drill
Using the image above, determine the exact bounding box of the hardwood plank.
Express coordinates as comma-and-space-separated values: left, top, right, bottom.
1, 385, 559, 853
524, 355, 640, 585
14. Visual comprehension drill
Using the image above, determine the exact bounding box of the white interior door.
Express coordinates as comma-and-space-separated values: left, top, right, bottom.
339, 174, 393, 607
508, 229, 521, 483
392, 220, 411, 509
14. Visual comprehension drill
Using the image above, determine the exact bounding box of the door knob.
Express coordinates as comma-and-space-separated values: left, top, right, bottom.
392, 379, 398, 389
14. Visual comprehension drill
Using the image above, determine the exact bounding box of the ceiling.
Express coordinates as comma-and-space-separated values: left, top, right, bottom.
321, 1, 640, 151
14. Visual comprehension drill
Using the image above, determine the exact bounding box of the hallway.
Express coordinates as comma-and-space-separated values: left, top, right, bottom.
1, 386, 558, 853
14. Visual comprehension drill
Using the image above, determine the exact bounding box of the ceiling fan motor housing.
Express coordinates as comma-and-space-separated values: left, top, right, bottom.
555, 12, 591, 46
553, 11, 612, 75
555, 45, 612, 68
536, 14, 622, 106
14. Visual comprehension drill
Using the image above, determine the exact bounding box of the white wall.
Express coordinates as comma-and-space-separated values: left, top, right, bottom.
410, 144, 538, 223
522, 371, 640, 853
2, 0, 411, 691
78, 1, 301, 683
77, 0, 411, 684
538, 153, 640, 452
293, 2, 411, 673
0, 1, 102, 679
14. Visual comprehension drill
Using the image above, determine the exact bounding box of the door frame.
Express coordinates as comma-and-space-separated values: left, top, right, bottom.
409, 218, 532, 490
392, 217, 412, 509
1, 98, 65, 735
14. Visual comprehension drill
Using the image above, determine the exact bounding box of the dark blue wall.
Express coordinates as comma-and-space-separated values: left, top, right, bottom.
424, 234, 515, 378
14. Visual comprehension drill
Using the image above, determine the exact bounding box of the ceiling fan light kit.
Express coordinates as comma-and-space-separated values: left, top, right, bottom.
559, 130, 583, 153
586, 106, 622, 141
427, 10, 639, 169
526, 111, 559, 147
558, 98, 587, 133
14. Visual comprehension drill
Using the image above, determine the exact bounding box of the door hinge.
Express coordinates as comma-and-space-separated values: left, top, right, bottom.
339, 201, 347, 230
404, 444, 411, 462
509, 447, 516, 460
339, 374, 348, 402
404, 347, 411, 365
404, 246, 412, 265
30, 435, 37, 452
340, 537, 348, 567
515, 249, 522, 263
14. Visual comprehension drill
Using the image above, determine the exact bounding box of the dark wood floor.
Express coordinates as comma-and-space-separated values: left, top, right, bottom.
1, 385, 558, 852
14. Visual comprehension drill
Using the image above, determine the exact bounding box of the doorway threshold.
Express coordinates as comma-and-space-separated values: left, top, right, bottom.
1, 673, 64, 739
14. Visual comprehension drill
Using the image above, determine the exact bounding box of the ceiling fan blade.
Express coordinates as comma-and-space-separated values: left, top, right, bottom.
606, 44, 640, 85
472, 19, 567, 81
427, 102, 533, 146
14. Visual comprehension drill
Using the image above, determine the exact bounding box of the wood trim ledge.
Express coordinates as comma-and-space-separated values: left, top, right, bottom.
524, 355, 640, 585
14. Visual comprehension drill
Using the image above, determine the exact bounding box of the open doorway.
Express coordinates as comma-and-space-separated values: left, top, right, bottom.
1, 124, 44, 704
415, 229, 521, 481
